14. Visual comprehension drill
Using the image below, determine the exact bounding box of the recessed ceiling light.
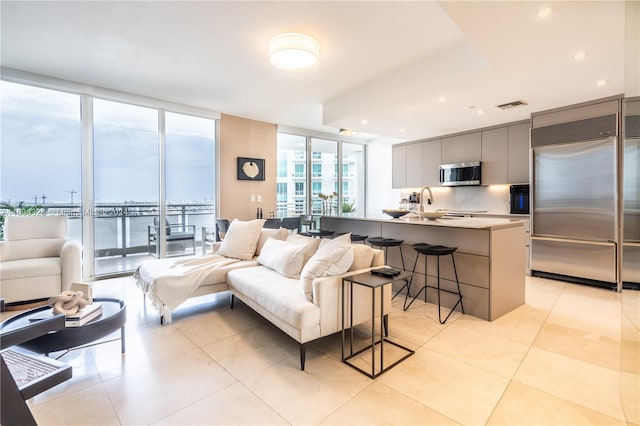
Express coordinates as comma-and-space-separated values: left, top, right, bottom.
361, 119, 368, 125
437, 96, 447, 103
537, 6, 553, 19
597, 79, 608, 86
573, 51, 587, 60
496, 100, 528, 110
339, 128, 359, 136
269, 33, 319, 72
399, 128, 407, 133
477, 109, 485, 116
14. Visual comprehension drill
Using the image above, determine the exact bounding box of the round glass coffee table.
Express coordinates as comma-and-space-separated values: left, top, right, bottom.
0, 297, 126, 356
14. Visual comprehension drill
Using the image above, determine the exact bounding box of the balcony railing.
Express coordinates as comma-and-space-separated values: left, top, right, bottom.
0, 202, 216, 259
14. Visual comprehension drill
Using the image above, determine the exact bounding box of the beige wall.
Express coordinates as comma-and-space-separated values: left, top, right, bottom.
218, 114, 277, 220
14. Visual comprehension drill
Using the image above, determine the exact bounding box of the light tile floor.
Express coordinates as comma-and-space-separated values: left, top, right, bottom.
2, 275, 637, 425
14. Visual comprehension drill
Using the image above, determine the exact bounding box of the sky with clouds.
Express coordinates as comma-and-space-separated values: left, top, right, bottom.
1, 81, 215, 205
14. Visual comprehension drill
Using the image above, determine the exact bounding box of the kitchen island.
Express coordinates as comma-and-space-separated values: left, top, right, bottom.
321, 215, 526, 321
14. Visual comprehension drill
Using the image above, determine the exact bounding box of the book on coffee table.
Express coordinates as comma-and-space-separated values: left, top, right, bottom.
65, 303, 103, 327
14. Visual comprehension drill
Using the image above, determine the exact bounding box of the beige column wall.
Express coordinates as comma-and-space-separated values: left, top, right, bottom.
218, 114, 277, 221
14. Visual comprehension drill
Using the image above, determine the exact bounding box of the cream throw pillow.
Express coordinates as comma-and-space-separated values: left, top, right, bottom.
300, 233, 354, 301
257, 238, 306, 278
256, 228, 289, 256
217, 219, 265, 260
286, 233, 321, 266
349, 243, 375, 271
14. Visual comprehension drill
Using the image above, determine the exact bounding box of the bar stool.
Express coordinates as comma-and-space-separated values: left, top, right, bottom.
405, 243, 464, 324
366, 237, 405, 269
367, 237, 410, 301
349, 234, 368, 243
301, 229, 334, 238
333, 232, 368, 243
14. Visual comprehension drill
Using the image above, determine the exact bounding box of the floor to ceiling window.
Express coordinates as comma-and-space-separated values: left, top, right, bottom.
93, 99, 159, 275
1, 79, 218, 278
276, 131, 366, 218
165, 112, 216, 257
310, 138, 337, 215
276, 133, 307, 217
0, 81, 81, 238
341, 142, 366, 217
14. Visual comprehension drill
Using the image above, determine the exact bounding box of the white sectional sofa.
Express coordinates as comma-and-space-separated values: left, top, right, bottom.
135, 219, 391, 370
135, 220, 289, 324
227, 232, 389, 370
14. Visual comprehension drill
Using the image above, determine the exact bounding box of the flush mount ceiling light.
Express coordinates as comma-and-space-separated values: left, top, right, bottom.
269, 33, 319, 72
573, 51, 587, 60
536, 6, 553, 19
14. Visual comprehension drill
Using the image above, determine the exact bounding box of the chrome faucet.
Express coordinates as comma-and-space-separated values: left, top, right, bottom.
419, 186, 433, 212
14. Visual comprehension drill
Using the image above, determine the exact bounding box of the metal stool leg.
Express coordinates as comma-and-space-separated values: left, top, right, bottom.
404, 253, 426, 311
424, 254, 428, 302
392, 244, 410, 302
437, 253, 464, 324
451, 254, 464, 314
436, 256, 443, 323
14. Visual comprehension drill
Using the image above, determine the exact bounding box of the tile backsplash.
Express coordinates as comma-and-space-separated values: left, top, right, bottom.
400, 185, 512, 215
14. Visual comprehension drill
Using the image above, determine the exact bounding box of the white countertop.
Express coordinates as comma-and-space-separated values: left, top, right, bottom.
323, 215, 523, 230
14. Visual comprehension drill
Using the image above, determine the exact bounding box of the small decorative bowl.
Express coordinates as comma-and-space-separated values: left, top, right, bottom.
417, 210, 446, 220
382, 209, 409, 219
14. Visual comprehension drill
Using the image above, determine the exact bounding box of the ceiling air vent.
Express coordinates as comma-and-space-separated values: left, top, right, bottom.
496, 100, 528, 110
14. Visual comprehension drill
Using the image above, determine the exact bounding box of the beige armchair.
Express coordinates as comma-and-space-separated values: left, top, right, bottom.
0, 216, 82, 306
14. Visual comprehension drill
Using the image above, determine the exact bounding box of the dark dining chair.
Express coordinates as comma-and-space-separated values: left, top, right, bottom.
300, 215, 315, 233
281, 217, 301, 233
215, 218, 231, 241
263, 218, 282, 229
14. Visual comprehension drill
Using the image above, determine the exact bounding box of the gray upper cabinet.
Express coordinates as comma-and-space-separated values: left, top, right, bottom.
507, 122, 530, 183
395, 120, 529, 188
406, 143, 423, 187
481, 127, 508, 184
422, 139, 441, 186
392, 145, 407, 188
392, 140, 441, 188
441, 132, 481, 164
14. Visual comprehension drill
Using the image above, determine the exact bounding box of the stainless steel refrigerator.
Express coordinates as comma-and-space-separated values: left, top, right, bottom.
623, 100, 640, 287
531, 114, 619, 288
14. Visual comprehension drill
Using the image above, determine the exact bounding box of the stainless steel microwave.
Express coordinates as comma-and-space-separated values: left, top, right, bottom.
439, 161, 481, 186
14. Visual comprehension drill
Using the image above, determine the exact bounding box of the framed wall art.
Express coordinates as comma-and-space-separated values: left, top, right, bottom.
237, 157, 265, 181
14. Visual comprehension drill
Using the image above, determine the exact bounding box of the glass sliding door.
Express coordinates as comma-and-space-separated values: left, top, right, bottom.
93, 99, 159, 275
276, 130, 367, 220
0, 81, 81, 239
165, 112, 216, 256
276, 133, 307, 217
341, 142, 366, 217
310, 138, 337, 215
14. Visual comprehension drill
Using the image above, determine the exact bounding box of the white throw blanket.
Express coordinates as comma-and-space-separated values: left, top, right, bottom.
134, 254, 250, 322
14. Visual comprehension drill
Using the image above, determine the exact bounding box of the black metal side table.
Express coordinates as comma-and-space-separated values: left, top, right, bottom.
341, 271, 414, 378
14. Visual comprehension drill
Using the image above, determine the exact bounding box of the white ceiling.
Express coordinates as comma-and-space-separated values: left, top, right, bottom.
0, 1, 628, 142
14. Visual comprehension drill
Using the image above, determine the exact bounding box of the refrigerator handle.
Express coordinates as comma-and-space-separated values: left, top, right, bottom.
531, 235, 617, 246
